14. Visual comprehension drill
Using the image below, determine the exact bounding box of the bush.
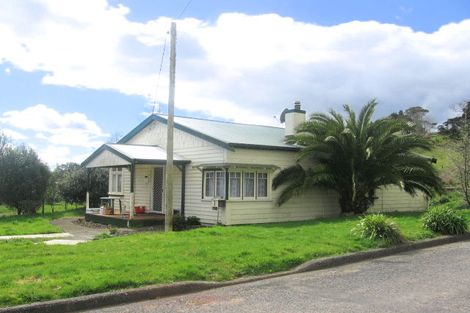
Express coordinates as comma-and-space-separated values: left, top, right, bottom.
173, 215, 202, 231
173, 214, 186, 231
186, 216, 201, 226
94, 232, 112, 240
422, 206, 468, 235
352, 214, 405, 245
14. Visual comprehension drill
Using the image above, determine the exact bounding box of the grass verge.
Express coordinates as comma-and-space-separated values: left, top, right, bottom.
1, 210, 467, 307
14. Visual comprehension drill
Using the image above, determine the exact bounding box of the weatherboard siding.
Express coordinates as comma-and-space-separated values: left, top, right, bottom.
369, 186, 428, 213
225, 148, 340, 224
224, 148, 427, 225
125, 120, 227, 224
88, 149, 129, 168
134, 165, 152, 211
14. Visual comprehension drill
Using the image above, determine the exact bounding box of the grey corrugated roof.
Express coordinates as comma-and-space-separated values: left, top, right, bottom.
158, 115, 299, 151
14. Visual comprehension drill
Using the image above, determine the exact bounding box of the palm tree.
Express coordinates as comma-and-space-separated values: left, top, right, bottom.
273, 100, 443, 214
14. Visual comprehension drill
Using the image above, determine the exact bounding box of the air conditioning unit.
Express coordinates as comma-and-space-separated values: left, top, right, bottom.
212, 199, 226, 210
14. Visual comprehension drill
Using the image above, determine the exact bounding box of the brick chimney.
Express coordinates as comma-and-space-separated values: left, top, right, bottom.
280, 100, 306, 136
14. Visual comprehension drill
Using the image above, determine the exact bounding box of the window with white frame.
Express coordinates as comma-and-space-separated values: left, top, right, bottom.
202, 169, 270, 200
243, 172, 255, 198
257, 172, 268, 197
110, 167, 123, 193
204, 170, 225, 199
229, 172, 241, 198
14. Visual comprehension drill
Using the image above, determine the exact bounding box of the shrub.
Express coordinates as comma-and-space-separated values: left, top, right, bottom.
94, 232, 112, 240
107, 226, 119, 235
173, 214, 186, 231
186, 216, 201, 226
173, 215, 202, 231
422, 206, 468, 235
352, 214, 405, 245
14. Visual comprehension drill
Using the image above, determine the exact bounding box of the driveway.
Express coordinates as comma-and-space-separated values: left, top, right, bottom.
81, 240, 470, 313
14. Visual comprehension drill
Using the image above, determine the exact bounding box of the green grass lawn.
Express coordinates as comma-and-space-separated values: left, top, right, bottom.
0, 203, 83, 217
0, 205, 84, 236
1, 210, 465, 307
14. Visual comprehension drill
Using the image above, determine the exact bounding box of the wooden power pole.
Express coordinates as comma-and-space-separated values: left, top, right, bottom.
165, 22, 176, 232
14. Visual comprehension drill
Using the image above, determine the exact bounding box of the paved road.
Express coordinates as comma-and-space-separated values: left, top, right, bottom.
82, 241, 470, 313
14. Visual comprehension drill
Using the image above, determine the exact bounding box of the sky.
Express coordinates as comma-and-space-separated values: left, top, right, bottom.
1, 0, 470, 167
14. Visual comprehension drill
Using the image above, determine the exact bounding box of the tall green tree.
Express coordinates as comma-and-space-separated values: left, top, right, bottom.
389, 106, 436, 135
273, 100, 443, 214
0, 145, 50, 215
54, 163, 108, 207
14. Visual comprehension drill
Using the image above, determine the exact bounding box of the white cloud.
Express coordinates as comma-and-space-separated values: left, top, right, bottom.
35, 145, 92, 168
1, 1, 470, 124
1, 128, 27, 140
0, 104, 108, 148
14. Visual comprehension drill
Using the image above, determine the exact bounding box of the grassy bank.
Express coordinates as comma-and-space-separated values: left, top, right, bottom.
1, 210, 466, 307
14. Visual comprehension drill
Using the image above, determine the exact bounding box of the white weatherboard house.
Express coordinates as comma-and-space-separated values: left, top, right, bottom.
82, 103, 428, 226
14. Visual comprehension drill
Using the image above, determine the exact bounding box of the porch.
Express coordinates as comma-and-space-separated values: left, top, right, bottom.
85, 212, 165, 228
81, 143, 191, 224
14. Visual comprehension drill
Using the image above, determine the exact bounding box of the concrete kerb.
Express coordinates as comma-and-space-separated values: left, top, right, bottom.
2, 234, 470, 313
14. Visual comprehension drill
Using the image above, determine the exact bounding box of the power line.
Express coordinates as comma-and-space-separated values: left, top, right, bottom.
152, 0, 195, 115
177, 0, 194, 19
152, 31, 169, 114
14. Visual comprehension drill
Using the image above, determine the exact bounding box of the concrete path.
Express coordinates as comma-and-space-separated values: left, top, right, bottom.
0, 233, 72, 240
46, 218, 104, 244
50, 218, 103, 241
82, 241, 470, 313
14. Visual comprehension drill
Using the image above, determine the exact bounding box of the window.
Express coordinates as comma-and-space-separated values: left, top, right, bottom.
202, 169, 270, 200
257, 172, 268, 197
204, 171, 215, 198
229, 172, 241, 198
110, 168, 123, 193
243, 172, 255, 198
204, 170, 225, 199
216, 171, 226, 198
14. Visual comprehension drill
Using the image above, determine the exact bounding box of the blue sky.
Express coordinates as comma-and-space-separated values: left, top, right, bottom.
1, 0, 470, 167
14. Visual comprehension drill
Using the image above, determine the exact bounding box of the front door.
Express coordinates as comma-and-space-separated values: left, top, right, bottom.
153, 167, 164, 212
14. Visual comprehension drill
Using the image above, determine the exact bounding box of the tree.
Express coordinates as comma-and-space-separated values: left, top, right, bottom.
0, 132, 8, 157
390, 106, 436, 135
0, 145, 50, 215
450, 102, 470, 205
404, 106, 436, 135
273, 100, 443, 214
54, 163, 108, 208
44, 173, 60, 213
438, 101, 470, 139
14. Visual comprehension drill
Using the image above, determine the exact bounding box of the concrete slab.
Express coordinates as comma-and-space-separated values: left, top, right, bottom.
44, 239, 87, 245
0, 233, 73, 240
